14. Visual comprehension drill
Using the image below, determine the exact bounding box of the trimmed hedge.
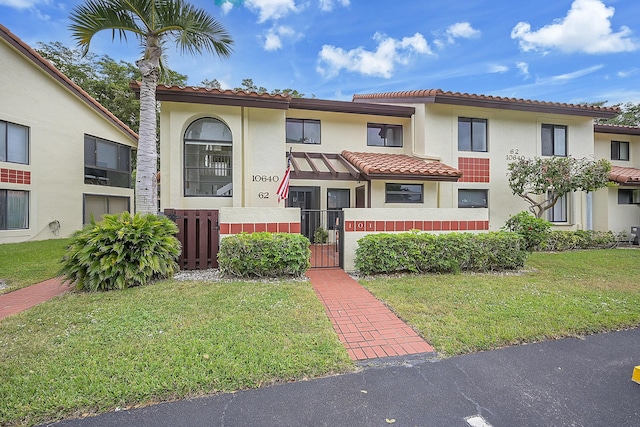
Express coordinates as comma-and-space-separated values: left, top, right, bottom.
354, 231, 527, 275
59, 212, 181, 291
218, 232, 311, 278
537, 230, 618, 252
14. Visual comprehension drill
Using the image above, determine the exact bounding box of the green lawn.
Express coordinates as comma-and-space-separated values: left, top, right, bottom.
2, 241, 639, 427
0, 278, 353, 426
0, 239, 70, 294
360, 249, 640, 356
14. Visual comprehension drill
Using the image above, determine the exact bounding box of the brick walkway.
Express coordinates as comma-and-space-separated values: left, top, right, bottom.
306, 268, 435, 361
0, 277, 72, 320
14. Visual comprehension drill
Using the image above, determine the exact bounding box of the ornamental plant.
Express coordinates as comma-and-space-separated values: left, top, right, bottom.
59, 212, 181, 291
507, 156, 611, 219
218, 232, 311, 278
355, 231, 527, 275
502, 211, 552, 251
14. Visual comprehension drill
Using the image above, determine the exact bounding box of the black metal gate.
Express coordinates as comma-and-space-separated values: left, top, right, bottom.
301, 209, 344, 268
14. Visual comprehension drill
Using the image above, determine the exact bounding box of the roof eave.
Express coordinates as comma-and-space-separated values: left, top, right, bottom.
1, 24, 138, 143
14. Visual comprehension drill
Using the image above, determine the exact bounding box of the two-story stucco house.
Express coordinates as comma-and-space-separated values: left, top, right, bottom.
0, 25, 138, 244
137, 82, 621, 270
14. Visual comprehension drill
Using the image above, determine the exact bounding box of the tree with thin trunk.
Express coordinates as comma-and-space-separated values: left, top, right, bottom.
69, 0, 233, 214
507, 156, 612, 219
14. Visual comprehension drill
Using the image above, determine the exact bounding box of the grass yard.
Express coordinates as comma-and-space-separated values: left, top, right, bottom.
0, 239, 70, 294
360, 248, 640, 356
0, 278, 353, 427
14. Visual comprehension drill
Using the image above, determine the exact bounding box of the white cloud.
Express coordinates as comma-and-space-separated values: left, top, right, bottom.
319, 0, 349, 12
245, 0, 299, 23
434, 22, 481, 47
537, 65, 604, 84
263, 25, 300, 51
516, 61, 530, 79
0, 0, 44, 8
446, 22, 481, 40
511, 0, 639, 54
617, 68, 638, 78
488, 64, 509, 74
317, 32, 432, 78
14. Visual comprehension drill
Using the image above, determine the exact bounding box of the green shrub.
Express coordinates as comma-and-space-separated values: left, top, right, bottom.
538, 230, 618, 251
313, 227, 329, 244
59, 212, 181, 291
355, 231, 527, 275
502, 211, 551, 251
218, 232, 311, 278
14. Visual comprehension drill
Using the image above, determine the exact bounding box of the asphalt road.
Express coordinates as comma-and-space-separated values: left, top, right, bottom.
43, 328, 640, 427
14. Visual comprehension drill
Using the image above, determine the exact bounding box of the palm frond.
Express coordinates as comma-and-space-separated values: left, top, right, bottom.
69, 0, 145, 55
154, 0, 233, 58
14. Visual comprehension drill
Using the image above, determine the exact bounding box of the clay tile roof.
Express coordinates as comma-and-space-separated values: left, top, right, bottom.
353, 89, 620, 118
130, 82, 292, 110
610, 166, 640, 184
341, 150, 461, 181
594, 123, 640, 135
0, 24, 138, 142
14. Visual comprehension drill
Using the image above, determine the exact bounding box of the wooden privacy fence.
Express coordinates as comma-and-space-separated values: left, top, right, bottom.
164, 209, 219, 270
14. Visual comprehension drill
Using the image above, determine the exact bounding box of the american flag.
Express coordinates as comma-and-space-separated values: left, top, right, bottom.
276, 151, 292, 203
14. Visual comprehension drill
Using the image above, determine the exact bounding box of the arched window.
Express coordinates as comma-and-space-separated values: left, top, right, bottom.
184, 118, 232, 196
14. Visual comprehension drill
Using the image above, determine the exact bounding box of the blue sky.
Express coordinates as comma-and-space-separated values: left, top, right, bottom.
2, 0, 639, 104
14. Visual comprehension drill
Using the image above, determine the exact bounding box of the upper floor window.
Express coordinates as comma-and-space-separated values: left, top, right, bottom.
385, 183, 423, 203
541, 124, 567, 157
458, 118, 487, 152
184, 117, 233, 197
458, 189, 488, 208
0, 189, 29, 230
84, 135, 131, 188
286, 119, 320, 144
618, 189, 640, 204
611, 141, 630, 161
367, 124, 403, 147
0, 120, 29, 164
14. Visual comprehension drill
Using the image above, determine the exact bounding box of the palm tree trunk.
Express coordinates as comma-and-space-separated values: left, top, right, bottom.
135, 43, 161, 215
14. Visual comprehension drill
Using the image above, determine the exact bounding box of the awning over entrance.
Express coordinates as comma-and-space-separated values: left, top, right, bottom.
289, 150, 462, 182
610, 165, 640, 184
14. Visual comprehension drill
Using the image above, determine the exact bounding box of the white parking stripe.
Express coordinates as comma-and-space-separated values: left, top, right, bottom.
465, 415, 493, 427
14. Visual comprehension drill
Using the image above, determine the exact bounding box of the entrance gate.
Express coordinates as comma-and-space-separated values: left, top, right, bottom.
301, 209, 344, 268
164, 209, 219, 270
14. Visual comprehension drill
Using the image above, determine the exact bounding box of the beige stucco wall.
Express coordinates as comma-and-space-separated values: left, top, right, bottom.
416, 103, 596, 230
0, 39, 136, 244
593, 131, 640, 234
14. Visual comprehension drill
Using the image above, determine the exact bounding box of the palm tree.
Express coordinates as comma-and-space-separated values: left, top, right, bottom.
69, 0, 233, 214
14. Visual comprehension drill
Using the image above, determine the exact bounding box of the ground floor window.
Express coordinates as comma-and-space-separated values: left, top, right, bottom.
83, 194, 129, 224
0, 189, 29, 230
547, 193, 568, 223
385, 183, 423, 203
458, 189, 488, 208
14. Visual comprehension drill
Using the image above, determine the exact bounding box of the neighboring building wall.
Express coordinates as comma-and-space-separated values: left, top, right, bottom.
0, 35, 136, 243
593, 129, 640, 234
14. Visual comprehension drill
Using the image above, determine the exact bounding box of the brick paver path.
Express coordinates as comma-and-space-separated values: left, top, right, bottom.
0, 277, 72, 320
307, 268, 435, 360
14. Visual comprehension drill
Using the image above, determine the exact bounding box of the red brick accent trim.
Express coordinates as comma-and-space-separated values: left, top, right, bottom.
458, 157, 490, 183
344, 219, 489, 232
219, 222, 301, 234
0, 168, 31, 184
